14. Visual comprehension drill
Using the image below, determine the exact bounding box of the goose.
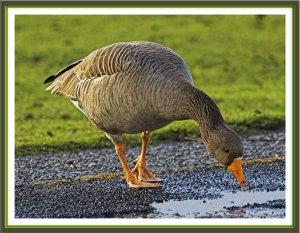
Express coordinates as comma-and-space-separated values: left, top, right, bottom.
44, 41, 246, 189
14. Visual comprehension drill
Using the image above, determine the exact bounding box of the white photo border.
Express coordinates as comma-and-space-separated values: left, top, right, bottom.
6, 7, 293, 227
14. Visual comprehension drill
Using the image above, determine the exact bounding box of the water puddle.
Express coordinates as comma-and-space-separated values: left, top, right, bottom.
150, 190, 285, 218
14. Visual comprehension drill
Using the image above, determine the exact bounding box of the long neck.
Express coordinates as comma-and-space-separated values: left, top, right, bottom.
185, 87, 225, 139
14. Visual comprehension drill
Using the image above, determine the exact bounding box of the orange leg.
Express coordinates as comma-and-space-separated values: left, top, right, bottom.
114, 143, 159, 188
132, 132, 162, 182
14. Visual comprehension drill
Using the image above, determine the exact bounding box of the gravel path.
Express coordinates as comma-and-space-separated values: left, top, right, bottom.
15, 130, 286, 218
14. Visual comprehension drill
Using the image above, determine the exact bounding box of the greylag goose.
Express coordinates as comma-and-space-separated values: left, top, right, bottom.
44, 41, 246, 189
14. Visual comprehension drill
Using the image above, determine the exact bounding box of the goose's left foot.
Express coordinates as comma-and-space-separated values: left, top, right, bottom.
132, 163, 162, 182
132, 131, 162, 182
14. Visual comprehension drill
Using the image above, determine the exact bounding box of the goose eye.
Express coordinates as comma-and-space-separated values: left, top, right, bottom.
225, 149, 230, 153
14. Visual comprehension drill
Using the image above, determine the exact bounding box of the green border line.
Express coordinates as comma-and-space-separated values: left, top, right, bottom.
3, 225, 296, 229
4, 5, 295, 230
3, 1, 299, 232
3, 4, 297, 9
292, 5, 294, 228
5, 4, 9, 230
0, 1, 6, 233
0, 0, 297, 7
3, 5, 296, 8
292, 5, 295, 228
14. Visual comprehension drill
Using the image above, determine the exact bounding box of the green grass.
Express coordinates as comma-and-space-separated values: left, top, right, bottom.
15, 15, 285, 156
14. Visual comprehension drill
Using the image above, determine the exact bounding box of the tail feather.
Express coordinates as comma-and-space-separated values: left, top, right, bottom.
43, 59, 83, 84
45, 72, 79, 98
44, 59, 83, 98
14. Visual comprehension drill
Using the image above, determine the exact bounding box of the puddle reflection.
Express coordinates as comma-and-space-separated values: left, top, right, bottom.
150, 190, 285, 218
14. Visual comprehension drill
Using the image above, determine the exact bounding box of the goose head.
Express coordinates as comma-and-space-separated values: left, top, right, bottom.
202, 125, 247, 188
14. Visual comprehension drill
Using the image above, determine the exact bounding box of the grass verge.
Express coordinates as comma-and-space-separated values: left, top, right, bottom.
15, 15, 285, 156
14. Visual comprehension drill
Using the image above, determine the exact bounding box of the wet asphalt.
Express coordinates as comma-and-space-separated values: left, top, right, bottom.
15, 130, 286, 218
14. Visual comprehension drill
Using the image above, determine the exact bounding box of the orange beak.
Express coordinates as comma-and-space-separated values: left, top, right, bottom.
227, 158, 247, 188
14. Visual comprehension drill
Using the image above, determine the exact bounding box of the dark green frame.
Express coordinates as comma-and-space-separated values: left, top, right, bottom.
0, 1, 299, 232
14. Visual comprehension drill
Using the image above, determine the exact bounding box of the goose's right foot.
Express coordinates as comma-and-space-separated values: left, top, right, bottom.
132, 164, 162, 182
126, 175, 160, 189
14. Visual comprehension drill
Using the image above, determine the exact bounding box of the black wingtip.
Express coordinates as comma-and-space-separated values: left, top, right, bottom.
43, 75, 56, 84
43, 59, 83, 84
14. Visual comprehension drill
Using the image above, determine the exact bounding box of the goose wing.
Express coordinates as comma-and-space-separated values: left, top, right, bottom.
44, 42, 134, 99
